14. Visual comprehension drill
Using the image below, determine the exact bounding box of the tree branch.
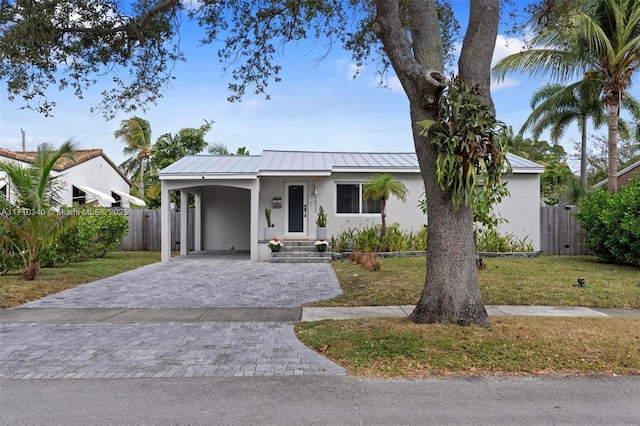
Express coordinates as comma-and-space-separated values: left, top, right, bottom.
61, 0, 180, 45
373, 0, 446, 107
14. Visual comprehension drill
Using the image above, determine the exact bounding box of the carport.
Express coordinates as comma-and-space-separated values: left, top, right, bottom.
158, 156, 261, 262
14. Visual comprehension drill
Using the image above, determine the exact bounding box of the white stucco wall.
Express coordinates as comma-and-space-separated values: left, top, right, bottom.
257, 173, 427, 242
493, 173, 541, 251
201, 185, 251, 250
0, 155, 131, 207
55, 156, 131, 207
255, 172, 540, 251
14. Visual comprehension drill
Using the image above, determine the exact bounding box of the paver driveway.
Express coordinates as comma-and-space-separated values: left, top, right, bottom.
0, 253, 346, 379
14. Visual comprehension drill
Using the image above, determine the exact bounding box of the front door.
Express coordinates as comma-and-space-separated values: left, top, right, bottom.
286, 182, 307, 236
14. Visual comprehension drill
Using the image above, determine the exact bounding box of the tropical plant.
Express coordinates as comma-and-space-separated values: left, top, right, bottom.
114, 116, 152, 201
315, 205, 327, 228
208, 143, 230, 156
362, 174, 408, 242
521, 81, 607, 187
208, 144, 251, 156
560, 176, 590, 206
264, 208, 272, 227
0, 141, 79, 280
493, 0, 640, 193
146, 120, 213, 208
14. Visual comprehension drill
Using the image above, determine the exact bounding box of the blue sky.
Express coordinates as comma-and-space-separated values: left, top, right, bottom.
1, 5, 636, 170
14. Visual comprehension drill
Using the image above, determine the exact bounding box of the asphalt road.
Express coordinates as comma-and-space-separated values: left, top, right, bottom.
1, 376, 639, 425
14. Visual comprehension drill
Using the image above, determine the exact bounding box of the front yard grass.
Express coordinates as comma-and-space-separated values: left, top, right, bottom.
295, 316, 640, 377
0, 251, 160, 308
297, 255, 640, 377
319, 255, 640, 308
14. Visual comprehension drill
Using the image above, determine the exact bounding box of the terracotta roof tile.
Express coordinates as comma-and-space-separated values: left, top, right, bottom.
0, 148, 131, 186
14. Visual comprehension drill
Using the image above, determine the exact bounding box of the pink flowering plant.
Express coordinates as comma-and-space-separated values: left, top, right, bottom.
267, 238, 284, 251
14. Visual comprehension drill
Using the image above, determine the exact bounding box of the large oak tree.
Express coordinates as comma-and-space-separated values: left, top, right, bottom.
0, 0, 507, 325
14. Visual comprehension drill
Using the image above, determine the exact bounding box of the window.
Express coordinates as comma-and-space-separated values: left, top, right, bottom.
72, 186, 86, 205
111, 191, 121, 208
336, 183, 382, 214
0, 184, 6, 199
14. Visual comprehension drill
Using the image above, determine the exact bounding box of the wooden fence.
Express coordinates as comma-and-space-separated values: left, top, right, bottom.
119, 208, 195, 251
540, 206, 590, 255
120, 206, 590, 255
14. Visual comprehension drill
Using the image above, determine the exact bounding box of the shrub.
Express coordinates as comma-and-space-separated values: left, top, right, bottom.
40, 207, 129, 266
574, 177, 640, 266
348, 251, 382, 272
476, 228, 533, 252
331, 224, 427, 253
0, 222, 25, 274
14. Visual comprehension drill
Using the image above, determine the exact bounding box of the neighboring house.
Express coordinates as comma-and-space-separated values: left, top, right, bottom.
593, 160, 640, 191
158, 150, 544, 262
0, 148, 145, 208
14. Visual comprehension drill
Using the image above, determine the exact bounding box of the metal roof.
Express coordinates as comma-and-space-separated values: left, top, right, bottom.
158, 150, 544, 177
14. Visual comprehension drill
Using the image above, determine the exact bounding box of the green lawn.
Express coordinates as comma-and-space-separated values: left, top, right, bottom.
0, 251, 160, 308
296, 255, 640, 377
319, 255, 640, 308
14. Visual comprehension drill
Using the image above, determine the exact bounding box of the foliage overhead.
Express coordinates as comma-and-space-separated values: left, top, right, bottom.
0, 0, 461, 118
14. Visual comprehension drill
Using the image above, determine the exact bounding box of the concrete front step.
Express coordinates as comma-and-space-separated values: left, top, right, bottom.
270, 240, 332, 263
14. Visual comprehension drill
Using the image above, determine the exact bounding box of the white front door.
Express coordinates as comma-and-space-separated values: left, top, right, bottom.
285, 182, 307, 237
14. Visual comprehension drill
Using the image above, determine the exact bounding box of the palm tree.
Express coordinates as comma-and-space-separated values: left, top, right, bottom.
521, 80, 607, 188
362, 174, 408, 242
493, 0, 640, 193
114, 117, 152, 200
0, 141, 78, 280
208, 143, 230, 156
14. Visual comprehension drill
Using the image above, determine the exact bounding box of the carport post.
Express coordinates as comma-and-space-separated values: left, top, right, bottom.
160, 183, 171, 262
250, 180, 259, 261
194, 191, 202, 251
180, 190, 188, 256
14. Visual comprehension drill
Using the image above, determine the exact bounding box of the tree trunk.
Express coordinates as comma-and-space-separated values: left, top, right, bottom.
139, 158, 146, 201
580, 116, 588, 188
409, 112, 490, 326
607, 101, 619, 193
374, 0, 497, 326
23, 246, 38, 281
380, 198, 387, 242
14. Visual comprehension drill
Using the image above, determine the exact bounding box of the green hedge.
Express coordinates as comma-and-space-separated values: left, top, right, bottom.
574, 176, 640, 266
40, 207, 129, 267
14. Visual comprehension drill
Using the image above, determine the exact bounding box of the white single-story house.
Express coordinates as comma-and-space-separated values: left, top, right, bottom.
0, 148, 145, 208
158, 150, 544, 262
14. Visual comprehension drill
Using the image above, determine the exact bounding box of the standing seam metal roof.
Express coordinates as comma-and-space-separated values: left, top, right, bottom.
158, 150, 543, 175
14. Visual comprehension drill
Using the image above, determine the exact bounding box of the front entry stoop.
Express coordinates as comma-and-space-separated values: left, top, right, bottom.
270, 240, 332, 263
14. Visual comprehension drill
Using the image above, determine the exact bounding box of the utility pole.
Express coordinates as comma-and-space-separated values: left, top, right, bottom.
21, 128, 26, 150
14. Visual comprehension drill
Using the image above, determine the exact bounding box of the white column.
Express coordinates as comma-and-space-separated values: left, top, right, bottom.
160, 183, 172, 263
250, 180, 260, 261
194, 191, 202, 251
180, 190, 188, 256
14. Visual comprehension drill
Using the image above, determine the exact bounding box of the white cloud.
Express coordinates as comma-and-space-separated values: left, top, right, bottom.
491, 77, 521, 92
492, 35, 527, 66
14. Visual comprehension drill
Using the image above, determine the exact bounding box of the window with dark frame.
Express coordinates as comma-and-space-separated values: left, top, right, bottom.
0, 184, 6, 199
111, 191, 122, 207
72, 186, 86, 205
336, 183, 382, 214
336, 184, 360, 213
